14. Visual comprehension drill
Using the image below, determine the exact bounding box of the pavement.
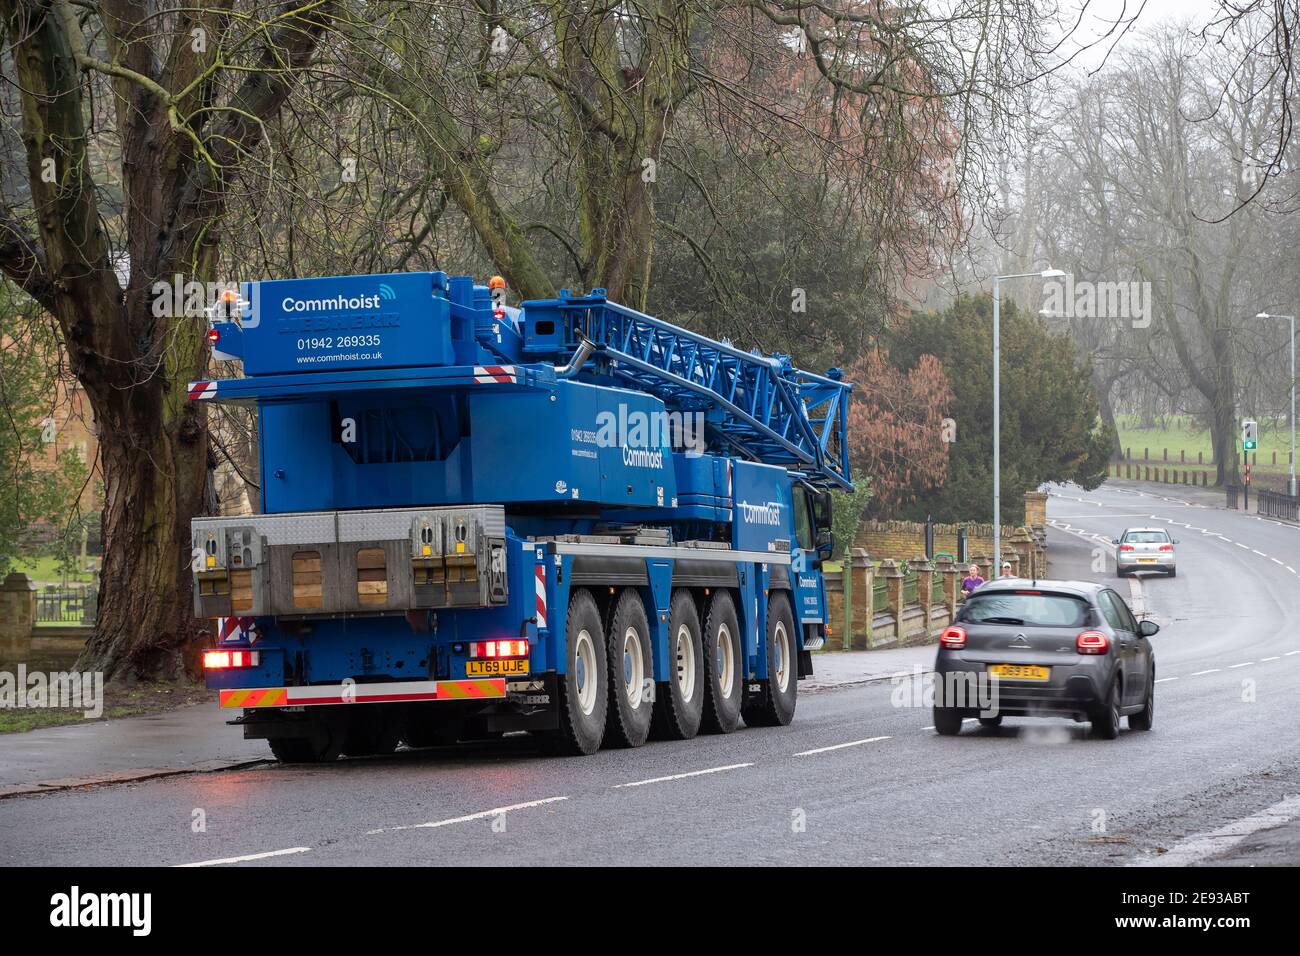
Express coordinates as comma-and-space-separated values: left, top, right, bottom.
0, 702, 269, 797
2, 477, 1298, 865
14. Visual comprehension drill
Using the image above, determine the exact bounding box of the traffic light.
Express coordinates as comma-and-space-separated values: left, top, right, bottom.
1242, 419, 1258, 451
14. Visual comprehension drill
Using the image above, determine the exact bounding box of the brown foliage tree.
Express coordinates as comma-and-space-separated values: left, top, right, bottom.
845, 349, 951, 514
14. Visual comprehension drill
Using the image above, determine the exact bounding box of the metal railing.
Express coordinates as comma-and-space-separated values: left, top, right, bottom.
1258, 489, 1300, 522
35, 587, 97, 625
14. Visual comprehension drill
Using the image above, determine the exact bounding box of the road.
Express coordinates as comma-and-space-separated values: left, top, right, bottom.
3, 480, 1299, 866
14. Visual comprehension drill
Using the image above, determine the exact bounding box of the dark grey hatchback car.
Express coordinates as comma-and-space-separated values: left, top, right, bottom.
933, 580, 1157, 739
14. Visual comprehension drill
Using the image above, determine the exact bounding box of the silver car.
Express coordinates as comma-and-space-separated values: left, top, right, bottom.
1115, 527, 1177, 578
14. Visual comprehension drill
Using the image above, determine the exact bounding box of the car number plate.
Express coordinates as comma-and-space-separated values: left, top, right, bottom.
1138, 557, 1157, 564
466, 658, 529, 677
988, 664, 1050, 681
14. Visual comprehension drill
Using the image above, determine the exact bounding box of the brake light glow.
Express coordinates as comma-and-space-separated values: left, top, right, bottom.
939, 625, 966, 649
204, 649, 260, 669
1158, 544, 1173, 551
1076, 630, 1109, 655
207, 328, 220, 343
470, 639, 529, 658
1119, 544, 1134, 551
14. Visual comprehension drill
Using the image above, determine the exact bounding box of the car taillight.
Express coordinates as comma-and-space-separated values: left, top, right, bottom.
204, 649, 260, 669
939, 625, 966, 649
470, 639, 529, 658
1076, 630, 1109, 655
1158, 544, 1173, 551
1119, 544, 1134, 551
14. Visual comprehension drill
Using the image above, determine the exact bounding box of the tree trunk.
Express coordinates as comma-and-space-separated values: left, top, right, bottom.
76, 326, 210, 680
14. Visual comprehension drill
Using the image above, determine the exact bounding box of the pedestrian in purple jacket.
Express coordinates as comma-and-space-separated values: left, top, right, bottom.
960, 564, 984, 600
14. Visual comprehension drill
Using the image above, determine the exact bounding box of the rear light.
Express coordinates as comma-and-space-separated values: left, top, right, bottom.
1158, 544, 1173, 551
1119, 544, 1134, 551
470, 639, 529, 658
204, 649, 260, 669
939, 625, 966, 649
206, 328, 220, 343
1076, 630, 1109, 655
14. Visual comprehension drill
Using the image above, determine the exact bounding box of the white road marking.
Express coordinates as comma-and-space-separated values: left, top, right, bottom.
1190, 668, 1221, 676
1154, 677, 1179, 684
1287, 650, 1300, 656
367, 796, 569, 833
1261, 656, 1281, 662
613, 763, 753, 788
177, 846, 311, 867
794, 736, 891, 756
1252, 549, 1267, 557
1133, 795, 1300, 867
1235, 542, 1251, 549
1228, 662, 1254, 669
1127, 576, 1145, 616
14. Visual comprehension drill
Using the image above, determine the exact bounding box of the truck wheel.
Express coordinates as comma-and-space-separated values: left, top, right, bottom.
741, 593, 797, 728
541, 589, 607, 755
701, 590, 742, 734
267, 720, 344, 763
342, 707, 402, 757
652, 590, 704, 740
605, 589, 654, 748
402, 709, 462, 748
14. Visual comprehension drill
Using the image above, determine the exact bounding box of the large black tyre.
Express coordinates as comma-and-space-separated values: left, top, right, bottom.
701, 590, 743, 734
741, 593, 797, 728
933, 706, 963, 736
652, 590, 704, 740
1129, 671, 1155, 731
401, 708, 462, 748
540, 589, 608, 755
604, 589, 655, 748
1091, 676, 1123, 740
341, 707, 402, 757
268, 719, 344, 763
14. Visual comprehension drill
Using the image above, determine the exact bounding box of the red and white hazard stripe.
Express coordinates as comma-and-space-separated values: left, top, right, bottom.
534, 564, 548, 629
472, 365, 517, 384
220, 678, 507, 709
217, 616, 256, 643
188, 380, 218, 401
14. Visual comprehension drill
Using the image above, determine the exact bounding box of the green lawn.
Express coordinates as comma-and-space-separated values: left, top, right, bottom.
1116, 415, 1293, 475
10, 555, 97, 585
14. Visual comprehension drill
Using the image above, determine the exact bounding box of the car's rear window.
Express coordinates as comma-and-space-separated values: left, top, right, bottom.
959, 591, 1090, 627
1123, 530, 1170, 543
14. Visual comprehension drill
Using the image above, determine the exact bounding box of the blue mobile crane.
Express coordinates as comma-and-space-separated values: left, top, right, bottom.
191, 272, 851, 761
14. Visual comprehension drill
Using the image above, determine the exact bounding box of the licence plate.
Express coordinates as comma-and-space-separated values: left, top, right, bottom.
466, 658, 529, 677
989, 664, 1050, 681
1138, 558, 1157, 564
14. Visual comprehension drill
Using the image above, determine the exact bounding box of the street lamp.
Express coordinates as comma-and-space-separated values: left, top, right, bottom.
1255, 312, 1297, 497
992, 269, 1067, 573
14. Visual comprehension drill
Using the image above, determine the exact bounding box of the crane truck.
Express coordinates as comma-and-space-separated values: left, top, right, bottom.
190, 272, 852, 761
